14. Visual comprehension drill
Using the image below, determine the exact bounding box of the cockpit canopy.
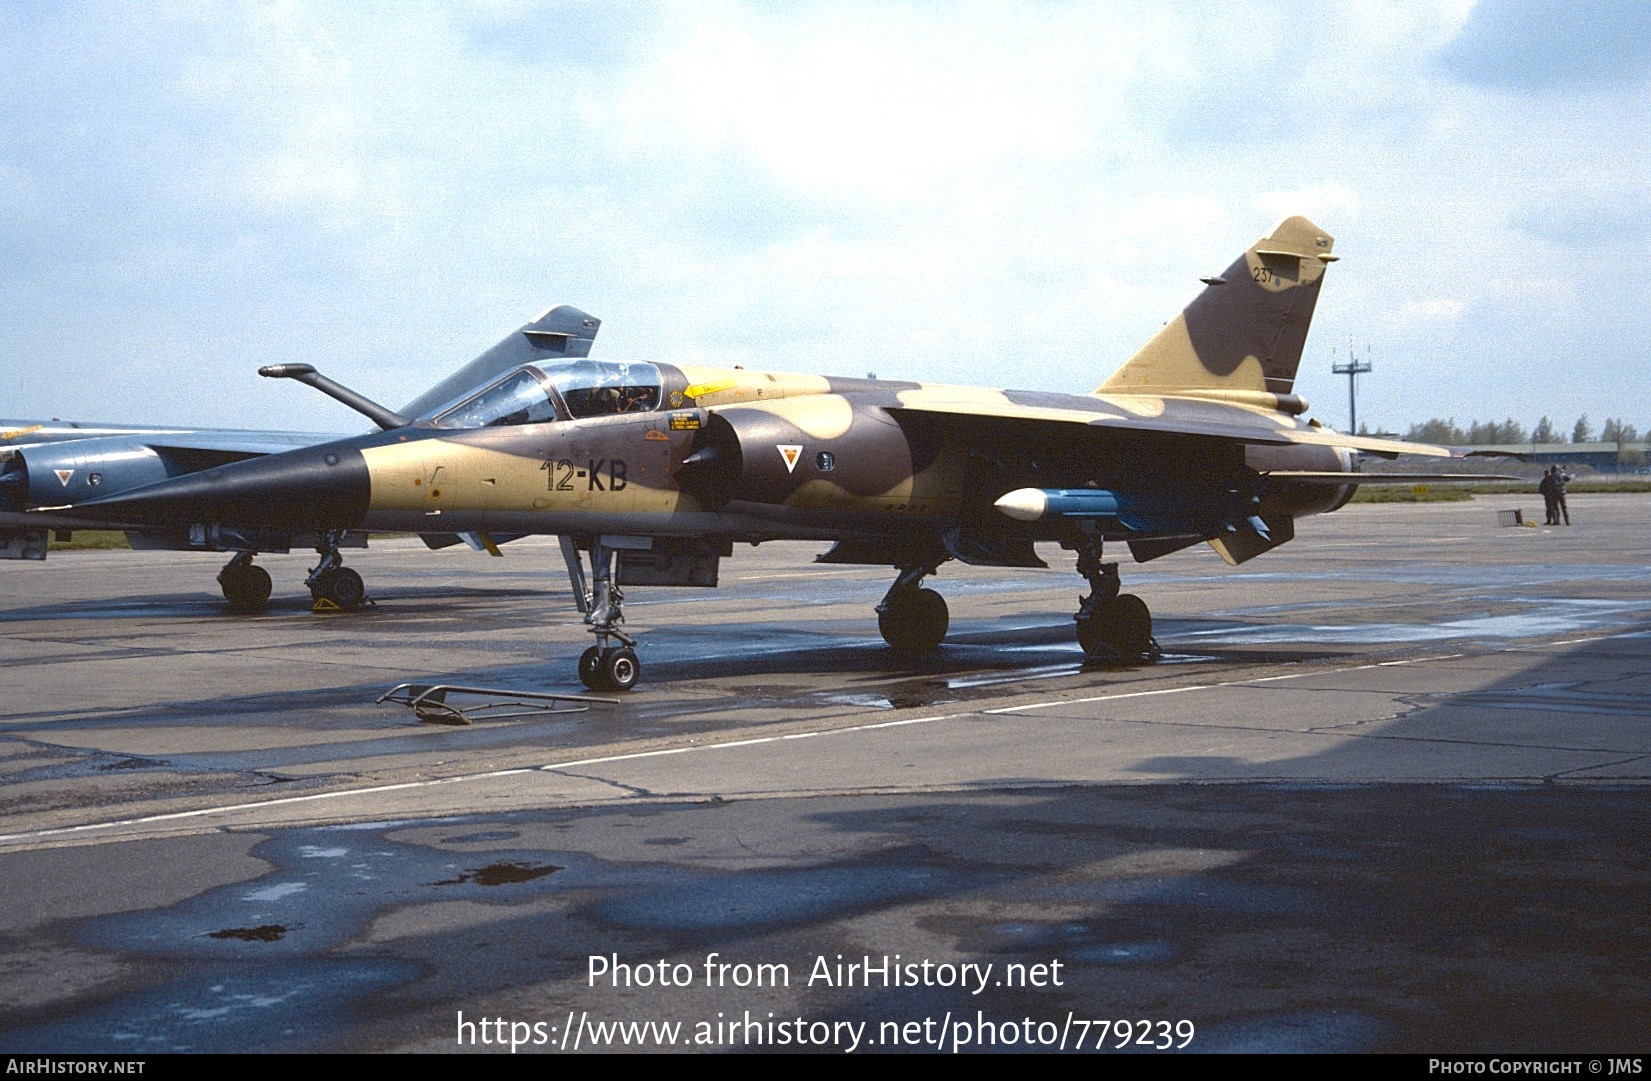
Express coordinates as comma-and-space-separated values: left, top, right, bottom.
426, 360, 663, 429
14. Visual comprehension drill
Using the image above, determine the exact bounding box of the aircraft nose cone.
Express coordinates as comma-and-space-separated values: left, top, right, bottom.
72, 442, 371, 530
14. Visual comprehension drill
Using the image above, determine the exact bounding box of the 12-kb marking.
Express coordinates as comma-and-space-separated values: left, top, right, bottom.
543, 459, 628, 492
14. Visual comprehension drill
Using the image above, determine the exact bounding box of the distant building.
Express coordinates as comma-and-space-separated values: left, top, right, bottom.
1449, 442, 1646, 472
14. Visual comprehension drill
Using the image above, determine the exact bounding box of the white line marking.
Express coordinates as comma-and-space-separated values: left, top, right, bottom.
0, 770, 538, 845
984, 652, 1473, 714
3, 635, 1634, 847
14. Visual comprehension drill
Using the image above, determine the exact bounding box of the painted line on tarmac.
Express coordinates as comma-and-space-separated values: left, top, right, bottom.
982, 653, 1468, 715
4, 634, 1626, 848
0, 768, 542, 846
0, 715, 971, 847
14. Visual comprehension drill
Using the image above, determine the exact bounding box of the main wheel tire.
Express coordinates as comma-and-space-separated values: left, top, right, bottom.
878, 587, 949, 651
1075, 608, 1106, 656
318, 567, 365, 610
1078, 593, 1152, 662
578, 645, 607, 691
601, 647, 641, 692
221, 565, 272, 611
1108, 594, 1152, 659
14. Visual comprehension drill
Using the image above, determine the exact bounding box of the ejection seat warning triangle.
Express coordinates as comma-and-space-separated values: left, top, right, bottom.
777, 445, 803, 474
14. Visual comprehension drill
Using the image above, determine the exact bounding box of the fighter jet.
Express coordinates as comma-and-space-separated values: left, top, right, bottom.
1, 306, 601, 607
53, 217, 1460, 691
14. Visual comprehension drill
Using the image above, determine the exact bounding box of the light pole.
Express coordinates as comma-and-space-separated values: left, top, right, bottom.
1332, 340, 1371, 433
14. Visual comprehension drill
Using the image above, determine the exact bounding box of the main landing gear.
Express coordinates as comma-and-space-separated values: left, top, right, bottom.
568, 538, 641, 692
877, 564, 949, 652
216, 534, 368, 613
307, 530, 367, 612
217, 552, 272, 611
1072, 532, 1159, 665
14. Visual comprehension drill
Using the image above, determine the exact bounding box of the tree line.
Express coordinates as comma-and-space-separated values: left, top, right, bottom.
1396, 416, 1643, 445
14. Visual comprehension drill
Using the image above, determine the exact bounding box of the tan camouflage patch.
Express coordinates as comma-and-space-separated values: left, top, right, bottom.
739, 394, 855, 441
677, 367, 833, 407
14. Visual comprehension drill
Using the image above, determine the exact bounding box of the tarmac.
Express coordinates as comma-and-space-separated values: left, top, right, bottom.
1, 493, 1647, 1053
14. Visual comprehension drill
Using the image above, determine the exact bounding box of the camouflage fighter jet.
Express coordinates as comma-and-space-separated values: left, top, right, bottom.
1, 306, 601, 607
53, 217, 1459, 691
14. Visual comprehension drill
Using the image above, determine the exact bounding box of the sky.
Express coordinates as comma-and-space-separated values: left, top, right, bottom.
3, 0, 1649, 436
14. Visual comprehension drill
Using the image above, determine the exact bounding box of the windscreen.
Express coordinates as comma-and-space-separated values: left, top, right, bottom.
543, 360, 662, 418
427, 360, 663, 429
430, 367, 559, 429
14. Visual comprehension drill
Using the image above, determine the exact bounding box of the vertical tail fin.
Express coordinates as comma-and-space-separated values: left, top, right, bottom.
1098, 217, 1336, 403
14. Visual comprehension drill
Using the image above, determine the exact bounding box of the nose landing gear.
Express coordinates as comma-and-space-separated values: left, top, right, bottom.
570, 538, 642, 692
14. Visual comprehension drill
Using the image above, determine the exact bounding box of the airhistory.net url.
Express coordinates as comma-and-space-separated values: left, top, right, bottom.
456, 1010, 1195, 1052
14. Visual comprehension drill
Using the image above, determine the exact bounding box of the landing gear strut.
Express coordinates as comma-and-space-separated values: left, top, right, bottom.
1073, 531, 1159, 665
568, 538, 640, 692
307, 530, 367, 611
217, 552, 272, 611
877, 564, 949, 651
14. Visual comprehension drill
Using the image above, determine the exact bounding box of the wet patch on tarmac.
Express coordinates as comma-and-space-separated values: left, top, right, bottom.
982, 922, 1178, 966
440, 829, 521, 845
592, 859, 976, 935
818, 685, 961, 711
1182, 599, 1651, 645
431, 860, 560, 887
6, 960, 421, 1053
0, 826, 585, 1050
207, 924, 288, 942
93, 756, 158, 771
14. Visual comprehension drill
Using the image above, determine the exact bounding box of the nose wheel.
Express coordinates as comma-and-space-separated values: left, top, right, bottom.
579, 644, 641, 692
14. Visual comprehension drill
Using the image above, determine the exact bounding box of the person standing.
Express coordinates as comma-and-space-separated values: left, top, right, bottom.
1539, 467, 1559, 525
1554, 466, 1571, 525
